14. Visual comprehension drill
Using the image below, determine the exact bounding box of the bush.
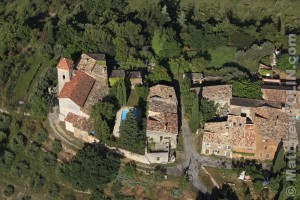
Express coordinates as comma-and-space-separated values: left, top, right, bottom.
30, 173, 45, 192
22, 195, 32, 200
48, 183, 60, 198
42, 153, 57, 167
3, 185, 15, 197
13, 160, 30, 177
34, 130, 48, 144
51, 139, 62, 154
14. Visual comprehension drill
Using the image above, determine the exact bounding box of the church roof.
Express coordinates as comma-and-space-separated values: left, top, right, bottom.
58, 71, 95, 107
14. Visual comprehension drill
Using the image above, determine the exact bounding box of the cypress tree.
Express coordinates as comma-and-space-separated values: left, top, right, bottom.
273, 147, 286, 174
189, 98, 200, 133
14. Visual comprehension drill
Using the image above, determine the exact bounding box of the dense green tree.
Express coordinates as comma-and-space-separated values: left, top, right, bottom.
200, 99, 217, 123
147, 65, 172, 84
48, 183, 60, 198
90, 102, 116, 122
273, 147, 286, 174
189, 98, 200, 133
152, 28, 181, 58
276, 54, 294, 71
63, 144, 120, 191
3, 185, 15, 197
231, 80, 262, 99
30, 173, 45, 192
51, 139, 62, 154
119, 111, 146, 154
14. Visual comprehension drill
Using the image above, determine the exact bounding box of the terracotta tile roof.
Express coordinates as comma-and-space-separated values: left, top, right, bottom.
147, 112, 178, 134
250, 107, 290, 141
231, 97, 283, 109
202, 85, 232, 102
110, 69, 125, 78
57, 57, 74, 70
262, 87, 300, 103
184, 72, 204, 80
148, 99, 177, 113
59, 71, 95, 107
149, 85, 177, 102
80, 80, 109, 114
203, 115, 256, 148
76, 53, 107, 79
65, 112, 92, 132
128, 71, 142, 79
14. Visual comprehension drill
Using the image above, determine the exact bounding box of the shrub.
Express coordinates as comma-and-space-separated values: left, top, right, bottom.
51, 139, 62, 154
3, 185, 15, 197
48, 183, 60, 198
34, 130, 48, 144
22, 196, 32, 200
30, 173, 45, 192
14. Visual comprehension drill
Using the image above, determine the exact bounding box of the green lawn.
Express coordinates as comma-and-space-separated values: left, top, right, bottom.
208, 46, 236, 68
126, 89, 139, 107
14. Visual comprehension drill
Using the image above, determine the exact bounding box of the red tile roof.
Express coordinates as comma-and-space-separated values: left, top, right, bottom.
65, 112, 92, 132
59, 71, 95, 107
147, 112, 178, 134
57, 57, 74, 70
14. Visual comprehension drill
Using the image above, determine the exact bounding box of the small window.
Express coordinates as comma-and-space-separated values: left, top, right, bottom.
160, 136, 163, 142
266, 154, 270, 159
259, 153, 262, 157
63, 75, 65, 80
264, 146, 267, 150
157, 157, 160, 161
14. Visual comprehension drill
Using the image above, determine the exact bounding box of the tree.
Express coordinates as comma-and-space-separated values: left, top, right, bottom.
273, 147, 286, 174
48, 183, 60, 198
231, 80, 262, 99
3, 185, 14, 197
189, 98, 200, 133
152, 28, 181, 58
90, 102, 116, 122
200, 99, 217, 123
51, 139, 62, 154
119, 111, 146, 154
116, 79, 127, 106
147, 65, 172, 84
30, 173, 45, 192
34, 130, 48, 144
63, 144, 120, 192
276, 54, 294, 71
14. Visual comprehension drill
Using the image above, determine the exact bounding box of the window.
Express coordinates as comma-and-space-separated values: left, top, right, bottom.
227, 146, 232, 150
218, 144, 223, 148
157, 157, 160, 161
264, 146, 267, 150
259, 153, 262, 157
63, 75, 65, 80
160, 136, 163, 142
206, 143, 211, 147
266, 154, 270, 159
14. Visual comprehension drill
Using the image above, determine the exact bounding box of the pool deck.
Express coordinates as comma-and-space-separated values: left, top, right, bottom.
112, 106, 141, 138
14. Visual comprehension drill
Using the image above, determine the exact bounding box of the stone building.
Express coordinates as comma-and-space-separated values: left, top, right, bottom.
57, 53, 109, 142
146, 85, 178, 163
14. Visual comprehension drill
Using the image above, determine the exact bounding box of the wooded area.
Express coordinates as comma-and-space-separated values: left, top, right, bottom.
0, 0, 300, 118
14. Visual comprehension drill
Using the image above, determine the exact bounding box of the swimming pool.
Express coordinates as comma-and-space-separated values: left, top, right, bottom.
121, 109, 137, 121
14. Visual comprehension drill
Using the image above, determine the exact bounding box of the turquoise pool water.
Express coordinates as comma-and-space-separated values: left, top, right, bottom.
121, 109, 136, 121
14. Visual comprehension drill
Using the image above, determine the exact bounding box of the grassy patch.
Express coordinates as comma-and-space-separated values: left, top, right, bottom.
208, 46, 236, 68
11, 62, 41, 104
126, 89, 139, 107
109, 77, 124, 87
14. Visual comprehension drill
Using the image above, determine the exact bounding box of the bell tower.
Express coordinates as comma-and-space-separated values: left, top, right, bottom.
56, 57, 74, 93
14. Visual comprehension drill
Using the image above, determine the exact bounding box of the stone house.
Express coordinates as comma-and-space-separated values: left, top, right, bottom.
201, 85, 232, 116
128, 71, 143, 89
146, 85, 178, 163
183, 72, 204, 85
57, 53, 109, 142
